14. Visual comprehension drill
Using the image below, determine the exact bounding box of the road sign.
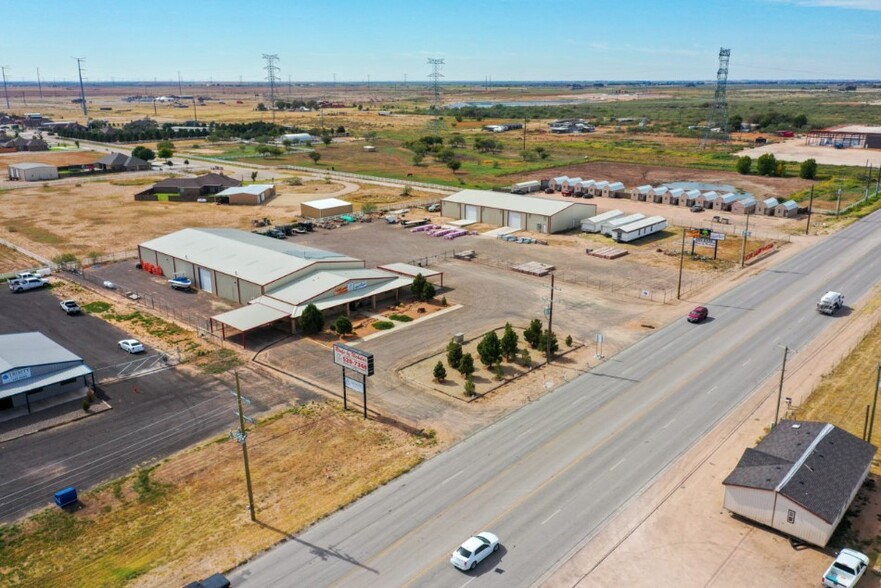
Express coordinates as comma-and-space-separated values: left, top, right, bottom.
742, 230, 752, 237
695, 238, 715, 247
333, 343, 374, 376
710, 232, 726, 241
344, 376, 364, 394
595, 334, 604, 344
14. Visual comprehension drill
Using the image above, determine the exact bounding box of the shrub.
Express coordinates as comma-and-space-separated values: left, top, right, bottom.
494, 363, 504, 381
799, 158, 818, 180
300, 303, 324, 335
433, 361, 447, 382
756, 153, 777, 176
440, 296, 448, 306
372, 320, 395, 330
447, 340, 463, 369
464, 375, 476, 397
389, 314, 413, 322
520, 348, 532, 367
735, 155, 751, 175
334, 315, 353, 335
565, 335, 573, 347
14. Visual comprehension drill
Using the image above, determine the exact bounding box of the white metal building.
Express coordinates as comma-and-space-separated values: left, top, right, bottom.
631, 185, 652, 201
610, 215, 667, 242
280, 133, 315, 144
7, 162, 58, 181
581, 209, 624, 232
512, 180, 541, 193
301, 198, 354, 218
723, 421, 875, 546
678, 189, 701, 207
600, 213, 646, 236
441, 189, 596, 233
214, 184, 276, 205
589, 181, 609, 197
756, 197, 779, 216
663, 188, 684, 205
603, 182, 626, 198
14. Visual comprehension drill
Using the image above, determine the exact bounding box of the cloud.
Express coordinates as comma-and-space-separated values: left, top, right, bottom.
768, 0, 881, 10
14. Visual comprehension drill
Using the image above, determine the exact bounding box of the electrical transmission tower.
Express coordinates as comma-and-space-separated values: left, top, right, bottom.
262, 53, 280, 123
75, 57, 88, 117
0, 66, 10, 109
701, 48, 731, 147
427, 58, 444, 131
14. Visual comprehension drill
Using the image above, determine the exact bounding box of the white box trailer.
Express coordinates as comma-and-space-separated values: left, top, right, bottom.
512, 180, 541, 194
610, 215, 668, 242
581, 209, 624, 232
600, 213, 646, 236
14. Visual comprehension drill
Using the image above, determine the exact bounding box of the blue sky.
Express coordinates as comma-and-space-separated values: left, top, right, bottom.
4, 0, 881, 82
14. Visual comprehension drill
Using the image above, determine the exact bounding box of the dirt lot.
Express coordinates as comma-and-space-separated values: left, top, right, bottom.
0, 244, 42, 274
0, 149, 103, 173
738, 137, 881, 167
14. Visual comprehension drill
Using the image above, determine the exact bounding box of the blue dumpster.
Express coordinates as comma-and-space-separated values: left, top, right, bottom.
54, 487, 77, 508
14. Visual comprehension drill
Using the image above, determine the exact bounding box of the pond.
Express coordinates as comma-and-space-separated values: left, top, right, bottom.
665, 181, 752, 199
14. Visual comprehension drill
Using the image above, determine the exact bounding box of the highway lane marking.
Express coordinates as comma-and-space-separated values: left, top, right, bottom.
460, 578, 476, 588
662, 418, 676, 429
609, 458, 625, 471
517, 427, 534, 438
541, 508, 562, 525
707, 385, 718, 395
741, 359, 751, 367
573, 395, 589, 405
797, 316, 805, 323
442, 470, 464, 485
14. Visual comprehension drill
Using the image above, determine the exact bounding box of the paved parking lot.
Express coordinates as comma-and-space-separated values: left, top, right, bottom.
0, 285, 316, 522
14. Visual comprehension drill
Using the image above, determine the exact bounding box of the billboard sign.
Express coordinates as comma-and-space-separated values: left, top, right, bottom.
333, 343, 375, 376
344, 376, 364, 394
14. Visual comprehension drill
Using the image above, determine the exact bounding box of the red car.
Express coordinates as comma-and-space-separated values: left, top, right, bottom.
688, 306, 708, 323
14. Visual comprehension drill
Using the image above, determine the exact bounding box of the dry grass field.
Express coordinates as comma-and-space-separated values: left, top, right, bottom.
0, 403, 429, 588
0, 150, 104, 174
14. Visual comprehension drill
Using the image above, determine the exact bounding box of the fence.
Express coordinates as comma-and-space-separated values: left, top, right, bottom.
282, 165, 459, 193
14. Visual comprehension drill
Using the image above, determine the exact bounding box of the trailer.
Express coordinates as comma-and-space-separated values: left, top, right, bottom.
610, 216, 668, 243
581, 209, 625, 232
511, 180, 541, 194
600, 213, 646, 236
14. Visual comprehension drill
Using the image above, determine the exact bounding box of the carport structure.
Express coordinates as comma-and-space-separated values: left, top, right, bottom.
377, 262, 444, 288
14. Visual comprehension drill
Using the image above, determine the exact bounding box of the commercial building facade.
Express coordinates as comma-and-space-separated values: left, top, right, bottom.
441, 189, 595, 234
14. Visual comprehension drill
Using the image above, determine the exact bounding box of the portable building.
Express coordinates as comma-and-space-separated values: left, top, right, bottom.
549, 176, 569, 191
600, 213, 646, 236
589, 181, 609, 197
581, 209, 624, 232
775, 200, 799, 218
631, 185, 652, 201
300, 198, 354, 219
695, 191, 718, 209
7, 162, 58, 181
603, 182, 626, 198
441, 189, 595, 233
610, 215, 668, 243
723, 421, 875, 547
663, 188, 684, 205
755, 197, 779, 216
575, 180, 595, 195
678, 189, 701, 207
716, 193, 740, 211
512, 180, 541, 194
647, 186, 668, 204
214, 184, 276, 205
730, 196, 757, 215
561, 177, 583, 192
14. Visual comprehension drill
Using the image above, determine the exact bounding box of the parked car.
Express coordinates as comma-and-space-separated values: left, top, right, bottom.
690, 205, 704, 213
118, 339, 145, 353
544, 188, 555, 194
687, 306, 709, 323
60, 300, 81, 314
9, 277, 48, 293
427, 203, 441, 212
450, 532, 500, 571
183, 573, 231, 588
822, 548, 869, 588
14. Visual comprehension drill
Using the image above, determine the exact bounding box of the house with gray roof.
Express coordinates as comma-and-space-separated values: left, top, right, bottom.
135, 172, 241, 202
96, 152, 151, 172
723, 420, 875, 546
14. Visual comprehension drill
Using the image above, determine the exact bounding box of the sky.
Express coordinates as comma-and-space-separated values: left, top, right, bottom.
3, 0, 881, 82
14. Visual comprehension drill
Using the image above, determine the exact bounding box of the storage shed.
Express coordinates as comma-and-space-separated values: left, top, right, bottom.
756, 197, 779, 216
441, 189, 596, 233
600, 213, 646, 236
603, 182, 626, 198
301, 198, 354, 219
647, 186, 668, 204
678, 189, 701, 207
7, 162, 58, 181
695, 191, 718, 209
589, 181, 609, 197
723, 421, 875, 547
214, 184, 276, 205
512, 180, 541, 194
775, 200, 799, 218
663, 188, 684, 205
575, 180, 595, 196
610, 215, 667, 243
561, 177, 583, 193
631, 185, 652, 201
581, 209, 624, 232
716, 193, 741, 211
731, 196, 757, 215
549, 176, 569, 191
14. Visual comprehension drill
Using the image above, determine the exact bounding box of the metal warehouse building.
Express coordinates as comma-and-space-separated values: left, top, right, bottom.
8, 162, 59, 181
0, 332, 94, 415
441, 189, 596, 233
301, 198, 354, 219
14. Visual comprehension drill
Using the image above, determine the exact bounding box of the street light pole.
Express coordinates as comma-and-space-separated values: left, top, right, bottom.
739, 212, 751, 268
546, 273, 555, 363
774, 346, 789, 426
805, 184, 814, 235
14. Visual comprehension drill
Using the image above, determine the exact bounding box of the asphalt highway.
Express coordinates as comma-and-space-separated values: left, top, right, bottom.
228, 211, 881, 587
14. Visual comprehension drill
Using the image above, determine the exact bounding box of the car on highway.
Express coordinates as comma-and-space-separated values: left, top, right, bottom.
822, 548, 869, 587
687, 306, 709, 323
118, 339, 145, 353
184, 573, 230, 588
60, 299, 81, 314
450, 532, 500, 571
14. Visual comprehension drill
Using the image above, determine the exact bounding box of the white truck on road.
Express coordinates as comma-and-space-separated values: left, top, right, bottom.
817, 291, 845, 315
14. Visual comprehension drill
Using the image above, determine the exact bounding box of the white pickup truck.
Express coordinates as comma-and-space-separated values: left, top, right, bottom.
9, 276, 49, 293
823, 548, 869, 587
817, 291, 845, 315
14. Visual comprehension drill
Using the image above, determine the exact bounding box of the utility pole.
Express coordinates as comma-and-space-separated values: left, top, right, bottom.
0, 66, 10, 109
774, 346, 789, 426
677, 226, 688, 299
522, 120, 527, 151
739, 212, 751, 268
865, 165, 873, 204
835, 184, 842, 217
545, 273, 559, 363
177, 71, 183, 96
36, 67, 43, 99
192, 97, 198, 123
868, 364, 881, 443
231, 372, 256, 521
75, 58, 88, 117
805, 184, 814, 235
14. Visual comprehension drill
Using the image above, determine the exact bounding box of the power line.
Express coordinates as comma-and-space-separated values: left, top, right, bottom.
263, 53, 280, 123
75, 57, 88, 117
701, 47, 731, 147
0, 66, 9, 109
427, 58, 444, 132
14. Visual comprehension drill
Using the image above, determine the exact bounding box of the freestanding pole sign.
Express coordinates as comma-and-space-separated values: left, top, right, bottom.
333, 343, 374, 418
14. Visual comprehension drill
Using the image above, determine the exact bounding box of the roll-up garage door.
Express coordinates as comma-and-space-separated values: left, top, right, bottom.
508, 211, 523, 229
198, 267, 214, 293
464, 205, 479, 221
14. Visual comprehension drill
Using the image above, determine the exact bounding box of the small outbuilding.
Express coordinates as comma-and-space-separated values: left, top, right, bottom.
631, 185, 652, 202
561, 177, 583, 193
589, 181, 609, 197
756, 197, 779, 216
215, 184, 276, 205
775, 200, 799, 218
647, 186, 668, 204
603, 182, 626, 198
731, 196, 757, 215
723, 420, 876, 547
678, 189, 701, 207
576, 180, 596, 195
581, 209, 624, 233
441, 189, 595, 233
7, 162, 58, 181
600, 213, 646, 236
663, 188, 684, 205
695, 191, 718, 209
549, 176, 569, 191
280, 133, 315, 144
716, 193, 741, 212
610, 215, 667, 243
301, 198, 354, 219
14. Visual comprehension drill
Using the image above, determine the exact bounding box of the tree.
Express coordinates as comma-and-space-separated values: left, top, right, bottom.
520, 348, 532, 367
256, 103, 267, 111
433, 361, 447, 382
756, 153, 777, 176
321, 133, 333, 147
450, 134, 466, 148
250, 171, 258, 182
728, 114, 743, 133
334, 315, 353, 335
565, 334, 573, 347
157, 139, 174, 153
282, 139, 293, 151
500, 323, 519, 361
308, 151, 321, 164
793, 114, 808, 129
131, 146, 155, 161
300, 304, 324, 335
157, 147, 173, 159
446, 159, 462, 173
539, 329, 559, 358
775, 161, 787, 178
458, 353, 475, 377
799, 158, 818, 180
411, 273, 428, 300
524, 319, 543, 349
476, 331, 502, 367
447, 339, 463, 369
423, 282, 436, 300
412, 153, 424, 166
736, 156, 752, 175
464, 375, 476, 397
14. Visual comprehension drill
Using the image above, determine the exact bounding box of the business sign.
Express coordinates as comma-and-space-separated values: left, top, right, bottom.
344, 376, 364, 394
1, 367, 32, 385
333, 343, 375, 376
348, 281, 368, 292
694, 238, 716, 247
710, 232, 726, 241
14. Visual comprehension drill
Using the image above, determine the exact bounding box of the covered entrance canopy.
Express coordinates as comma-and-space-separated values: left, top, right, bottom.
210, 304, 290, 348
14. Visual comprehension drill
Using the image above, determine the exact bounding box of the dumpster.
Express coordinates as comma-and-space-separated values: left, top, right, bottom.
54, 487, 78, 508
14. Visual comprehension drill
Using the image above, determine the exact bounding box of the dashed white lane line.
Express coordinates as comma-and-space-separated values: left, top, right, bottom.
610, 458, 625, 471
541, 508, 562, 525
442, 470, 464, 486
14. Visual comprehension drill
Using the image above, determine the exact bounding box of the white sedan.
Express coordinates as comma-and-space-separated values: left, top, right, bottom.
119, 339, 145, 354
450, 532, 499, 571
